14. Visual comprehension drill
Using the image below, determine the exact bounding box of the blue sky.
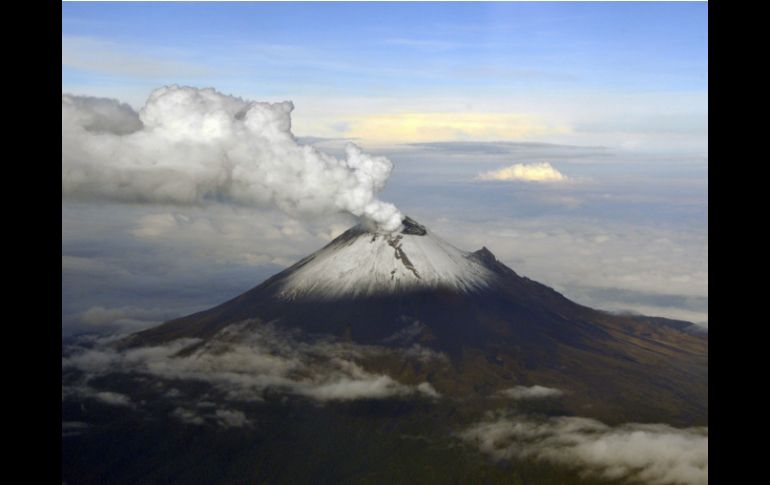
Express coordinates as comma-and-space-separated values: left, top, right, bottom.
62, 2, 708, 334
63, 2, 707, 149
63, 2, 707, 93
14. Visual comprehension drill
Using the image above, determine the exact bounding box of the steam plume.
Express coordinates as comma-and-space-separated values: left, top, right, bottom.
62, 86, 404, 232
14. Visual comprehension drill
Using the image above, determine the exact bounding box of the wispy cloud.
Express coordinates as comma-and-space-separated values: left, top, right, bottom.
62, 321, 443, 403
62, 385, 134, 408
62, 36, 210, 78
383, 38, 460, 52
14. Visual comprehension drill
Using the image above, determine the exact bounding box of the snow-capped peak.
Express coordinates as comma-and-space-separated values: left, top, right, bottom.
277, 217, 495, 299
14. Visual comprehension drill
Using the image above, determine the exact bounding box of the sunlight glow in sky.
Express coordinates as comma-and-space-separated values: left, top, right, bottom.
62, 2, 707, 150
61, 2, 708, 333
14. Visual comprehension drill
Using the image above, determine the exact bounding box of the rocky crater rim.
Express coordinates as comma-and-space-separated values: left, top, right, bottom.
400, 216, 428, 236
358, 215, 428, 237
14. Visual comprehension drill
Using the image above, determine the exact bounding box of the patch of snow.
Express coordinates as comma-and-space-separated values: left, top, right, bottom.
278, 224, 494, 299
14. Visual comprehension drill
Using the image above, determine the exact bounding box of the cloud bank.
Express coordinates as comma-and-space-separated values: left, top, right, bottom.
461, 414, 707, 485
478, 162, 567, 182
62, 86, 403, 232
62, 321, 441, 405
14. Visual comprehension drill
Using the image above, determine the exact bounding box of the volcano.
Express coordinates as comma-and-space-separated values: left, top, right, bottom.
127, 217, 707, 426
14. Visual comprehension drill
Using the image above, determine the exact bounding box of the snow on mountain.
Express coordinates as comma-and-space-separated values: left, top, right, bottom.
278, 218, 494, 299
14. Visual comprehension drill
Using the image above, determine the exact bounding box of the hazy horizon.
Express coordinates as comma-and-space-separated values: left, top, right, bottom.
62, 2, 707, 335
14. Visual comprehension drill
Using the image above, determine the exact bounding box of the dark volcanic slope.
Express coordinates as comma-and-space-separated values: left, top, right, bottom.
128, 220, 708, 426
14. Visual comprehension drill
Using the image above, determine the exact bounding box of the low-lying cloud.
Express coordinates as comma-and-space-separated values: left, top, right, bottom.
62, 321, 442, 406
478, 162, 567, 182
461, 413, 707, 485
62, 384, 134, 408
169, 405, 252, 428
426, 216, 708, 324
497, 385, 563, 399
62, 86, 403, 232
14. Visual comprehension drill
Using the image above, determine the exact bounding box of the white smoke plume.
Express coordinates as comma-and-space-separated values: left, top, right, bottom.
62, 86, 404, 232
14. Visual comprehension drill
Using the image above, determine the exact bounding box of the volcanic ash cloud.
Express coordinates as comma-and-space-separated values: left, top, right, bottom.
62, 86, 404, 232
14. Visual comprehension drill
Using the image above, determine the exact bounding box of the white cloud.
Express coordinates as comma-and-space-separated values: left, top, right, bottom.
62, 86, 403, 232
62, 321, 443, 404
61, 94, 143, 134
170, 407, 205, 426
62, 131, 706, 335
478, 162, 567, 182
214, 409, 251, 428
497, 385, 563, 400
416, 382, 441, 398
169, 406, 251, 428
62, 385, 134, 408
461, 414, 707, 485
297, 375, 405, 401
61, 200, 707, 336
60, 84, 707, 152
427, 216, 708, 321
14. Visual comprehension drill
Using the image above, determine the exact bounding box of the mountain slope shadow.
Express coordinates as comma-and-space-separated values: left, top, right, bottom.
126, 217, 707, 426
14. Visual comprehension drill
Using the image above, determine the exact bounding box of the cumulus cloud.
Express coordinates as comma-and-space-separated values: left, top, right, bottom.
62, 94, 143, 135
478, 162, 567, 182
497, 385, 563, 399
62, 320, 442, 404
461, 414, 707, 485
62, 86, 403, 232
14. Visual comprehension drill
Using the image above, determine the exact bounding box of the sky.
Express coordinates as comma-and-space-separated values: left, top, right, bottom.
62, 2, 708, 335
